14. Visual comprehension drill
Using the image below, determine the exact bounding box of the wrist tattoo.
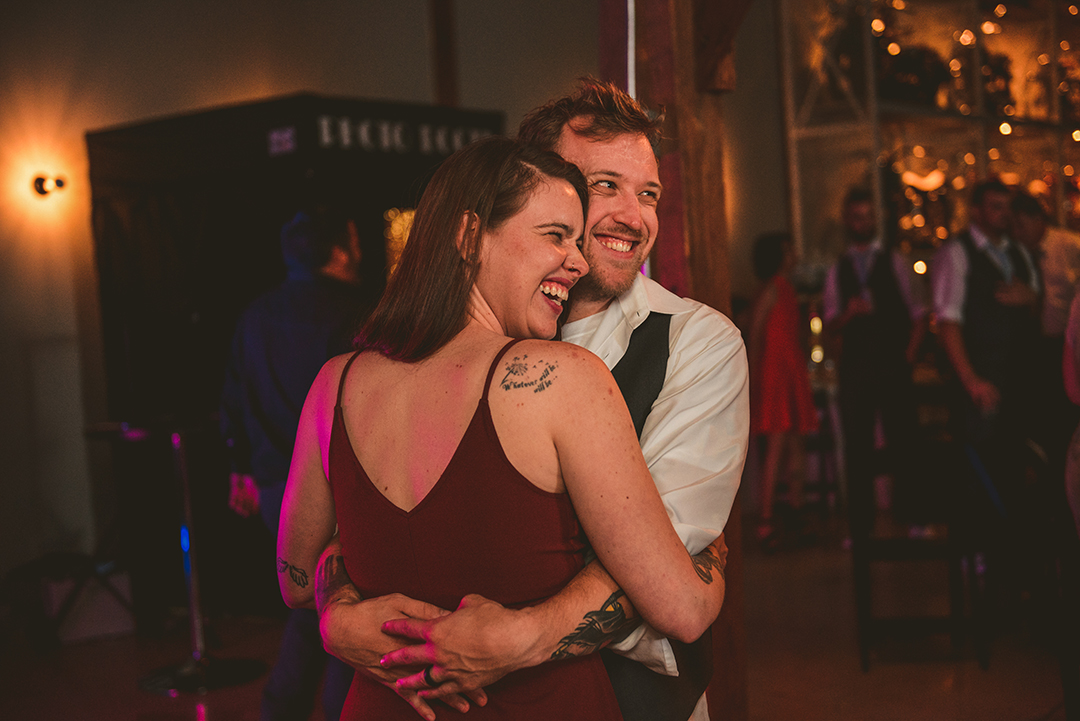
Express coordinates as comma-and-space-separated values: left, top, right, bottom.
500, 355, 559, 394
692, 546, 726, 584
277, 557, 309, 589
315, 551, 359, 613
550, 590, 640, 660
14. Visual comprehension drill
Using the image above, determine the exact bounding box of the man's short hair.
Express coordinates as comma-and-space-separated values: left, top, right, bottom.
280, 204, 352, 273
1010, 191, 1049, 220
970, 179, 1011, 209
843, 187, 873, 210
517, 77, 664, 153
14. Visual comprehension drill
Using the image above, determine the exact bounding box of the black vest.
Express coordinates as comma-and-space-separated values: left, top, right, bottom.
601, 311, 714, 721
836, 248, 910, 373
957, 233, 1035, 391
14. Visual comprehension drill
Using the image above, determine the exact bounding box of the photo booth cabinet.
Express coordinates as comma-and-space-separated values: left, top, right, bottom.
86, 93, 504, 632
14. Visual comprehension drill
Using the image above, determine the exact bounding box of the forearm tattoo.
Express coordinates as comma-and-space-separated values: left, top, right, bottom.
315, 550, 360, 614
692, 545, 726, 584
277, 557, 309, 589
550, 590, 640, 660
499, 355, 559, 394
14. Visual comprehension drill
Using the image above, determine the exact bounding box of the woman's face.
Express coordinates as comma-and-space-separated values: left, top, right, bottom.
475, 177, 588, 340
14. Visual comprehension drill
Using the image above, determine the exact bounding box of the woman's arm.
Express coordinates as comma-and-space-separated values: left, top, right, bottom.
277, 356, 345, 609
550, 345, 722, 643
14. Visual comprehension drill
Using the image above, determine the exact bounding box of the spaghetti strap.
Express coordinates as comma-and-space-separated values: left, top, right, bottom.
483, 339, 527, 401
336, 350, 364, 408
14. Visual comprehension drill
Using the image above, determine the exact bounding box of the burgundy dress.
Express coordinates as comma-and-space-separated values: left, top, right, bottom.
330, 339, 624, 720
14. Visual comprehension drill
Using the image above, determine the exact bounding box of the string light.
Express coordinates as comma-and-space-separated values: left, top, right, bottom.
913, 260, 928, 274
999, 122, 1012, 135
887, 43, 901, 56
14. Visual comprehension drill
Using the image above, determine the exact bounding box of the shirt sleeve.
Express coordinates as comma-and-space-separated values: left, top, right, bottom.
640, 306, 749, 554
931, 240, 968, 323
608, 305, 749, 670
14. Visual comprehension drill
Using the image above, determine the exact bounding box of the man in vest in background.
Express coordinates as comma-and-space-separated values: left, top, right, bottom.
221, 206, 370, 721
931, 179, 1041, 611
823, 187, 928, 540
313, 79, 750, 721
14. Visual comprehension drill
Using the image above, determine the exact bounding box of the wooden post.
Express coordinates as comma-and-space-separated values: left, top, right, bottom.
429, 0, 459, 107
600, 1, 752, 719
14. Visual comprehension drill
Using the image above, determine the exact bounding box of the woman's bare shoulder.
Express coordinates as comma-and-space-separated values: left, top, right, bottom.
490, 339, 612, 399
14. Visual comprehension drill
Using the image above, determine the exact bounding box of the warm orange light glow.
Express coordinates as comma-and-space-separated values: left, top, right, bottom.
887, 43, 901, 56
959, 29, 976, 46
871, 19, 886, 35
988, 148, 1001, 160
999, 122, 1012, 135
809, 316, 822, 335
1072, 6, 1079, 16
913, 260, 928, 275
994, 4, 1006, 17
912, 145, 926, 158
980, 21, 1000, 35
1063, 41, 1072, 52
964, 153, 976, 165
1067, 165, 1076, 177
810, 346, 824, 364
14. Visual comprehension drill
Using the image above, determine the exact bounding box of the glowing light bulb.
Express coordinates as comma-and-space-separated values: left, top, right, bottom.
871, 18, 885, 34
914, 260, 928, 274
888, 43, 901, 55
811, 346, 825, 364
810, 316, 822, 334
988, 148, 1001, 160
994, 4, 1006, 17
959, 29, 976, 46
999, 122, 1012, 135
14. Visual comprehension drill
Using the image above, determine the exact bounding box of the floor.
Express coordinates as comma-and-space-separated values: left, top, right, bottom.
1, 516, 1070, 721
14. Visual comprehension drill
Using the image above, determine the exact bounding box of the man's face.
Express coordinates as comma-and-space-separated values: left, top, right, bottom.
1011, 212, 1047, 252
554, 127, 661, 306
973, 190, 1011, 237
842, 200, 876, 244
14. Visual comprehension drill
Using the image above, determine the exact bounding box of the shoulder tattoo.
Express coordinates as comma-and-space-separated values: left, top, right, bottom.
499, 354, 559, 394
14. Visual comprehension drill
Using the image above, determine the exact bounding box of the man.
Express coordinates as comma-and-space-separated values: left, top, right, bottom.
1010, 192, 1080, 479
931, 179, 1041, 574
314, 80, 749, 721
220, 206, 369, 721
932, 180, 1039, 445
822, 188, 926, 537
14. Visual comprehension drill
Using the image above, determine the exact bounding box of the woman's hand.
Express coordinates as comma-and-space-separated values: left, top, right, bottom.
321, 592, 485, 720
381, 594, 543, 699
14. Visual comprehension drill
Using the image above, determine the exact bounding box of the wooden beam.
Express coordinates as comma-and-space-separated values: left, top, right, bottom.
600, 1, 753, 719
429, 0, 459, 107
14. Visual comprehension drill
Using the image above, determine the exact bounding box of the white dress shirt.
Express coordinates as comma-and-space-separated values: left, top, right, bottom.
821, 239, 927, 324
931, 225, 1040, 323
561, 273, 750, 720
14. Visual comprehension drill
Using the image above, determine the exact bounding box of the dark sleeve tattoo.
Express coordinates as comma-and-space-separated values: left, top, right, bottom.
692, 545, 726, 584
277, 557, 309, 589
315, 550, 360, 614
499, 355, 559, 394
550, 590, 641, 660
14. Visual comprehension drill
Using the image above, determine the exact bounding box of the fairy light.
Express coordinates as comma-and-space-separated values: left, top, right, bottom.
988, 148, 1001, 160
871, 18, 885, 35
999, 122, 1012, 135
959, 29, 976, 46
913, 145, 926, 158
994, 4, 1006, 17
913, 260, 928, 274
888, 43, 901, 55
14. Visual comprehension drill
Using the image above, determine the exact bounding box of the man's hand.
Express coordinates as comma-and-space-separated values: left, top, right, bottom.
380, 594, 544, 699
228, 472, 259, 517
994, 280, 1037, 308
965, 376, 1001, 415
844, 296, 873, 318
316, 541, 485, 720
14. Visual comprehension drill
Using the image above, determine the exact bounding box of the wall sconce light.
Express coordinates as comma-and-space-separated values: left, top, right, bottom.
33, 175, 66, 196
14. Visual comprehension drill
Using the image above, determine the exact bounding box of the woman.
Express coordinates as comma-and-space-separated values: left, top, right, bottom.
278, 137, 720, 719
747, 231, 818, 550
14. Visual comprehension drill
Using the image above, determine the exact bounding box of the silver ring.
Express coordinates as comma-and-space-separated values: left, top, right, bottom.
422, 665, 438, 687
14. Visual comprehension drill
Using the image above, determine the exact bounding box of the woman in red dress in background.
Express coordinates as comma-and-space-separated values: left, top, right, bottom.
747, 232, 819, 550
